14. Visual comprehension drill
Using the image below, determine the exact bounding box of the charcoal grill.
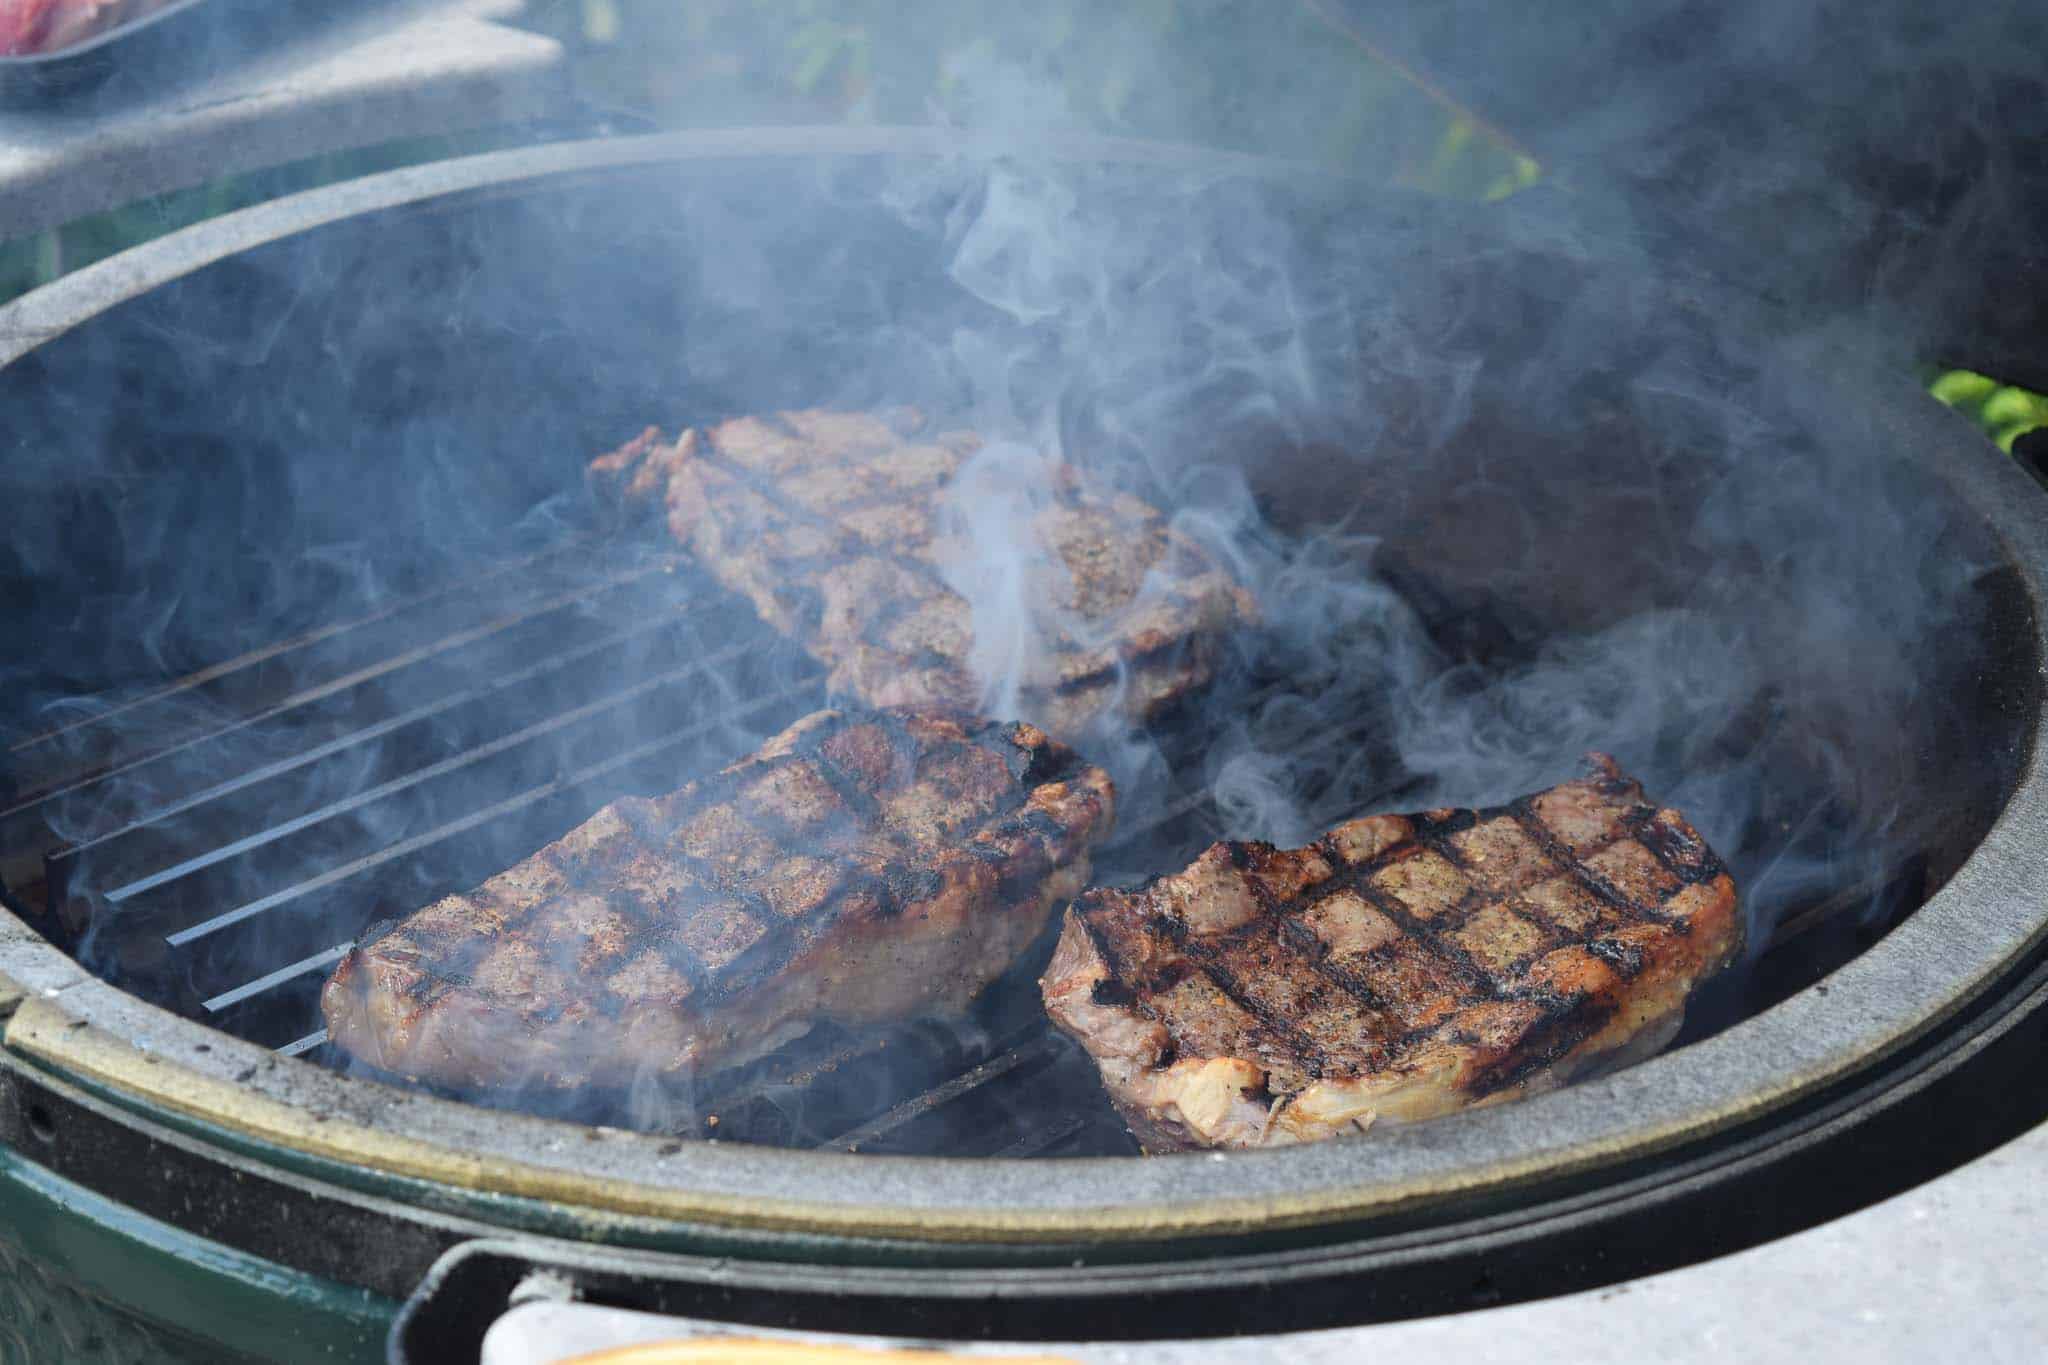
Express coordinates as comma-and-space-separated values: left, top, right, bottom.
1, 129, 2045, 1362
0, 516, 1942, 1159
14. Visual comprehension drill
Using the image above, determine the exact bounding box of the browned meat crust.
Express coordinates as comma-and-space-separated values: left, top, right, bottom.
1041, 757, 1740, 1150
322, 708, 1115, 1091
589, 410, 1257, 736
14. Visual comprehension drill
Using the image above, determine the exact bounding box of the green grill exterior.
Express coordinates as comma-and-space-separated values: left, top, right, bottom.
0, 1144, 393, 1363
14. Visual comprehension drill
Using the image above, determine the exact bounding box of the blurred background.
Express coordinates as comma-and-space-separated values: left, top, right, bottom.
1, 0, 2042, 442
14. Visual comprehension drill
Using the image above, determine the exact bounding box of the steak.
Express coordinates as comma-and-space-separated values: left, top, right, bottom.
1041, 757, 1740, 1150
589, 409, 1257, 737
322, 708, 1115, 1091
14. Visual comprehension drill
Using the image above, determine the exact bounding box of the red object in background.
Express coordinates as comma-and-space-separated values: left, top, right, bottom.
0, 0, 62, 56
0, 0, 166, 57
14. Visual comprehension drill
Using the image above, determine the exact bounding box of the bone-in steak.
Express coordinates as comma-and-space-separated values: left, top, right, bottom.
590, 410, 1256, 737
323, 708, 1115, 1091
1041, 757, 1739, 1150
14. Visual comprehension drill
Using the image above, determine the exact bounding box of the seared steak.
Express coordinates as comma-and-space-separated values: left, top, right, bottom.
590, 410, 1256, 737
323, 708, 1115, 1091
1041, 757, 1739, 1150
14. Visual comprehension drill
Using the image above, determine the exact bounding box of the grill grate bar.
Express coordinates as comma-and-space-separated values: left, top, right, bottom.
278, 1028, 330, 1059
705, 1035, 887, 1113
110, 644, 749, 905
207, 944, 351, 1013
1764, 846, 1935, 950
5, 556, 679, 827
1103, 707, 1403, 864
52, 607, 694, 866
8, 538, 595, 765
989, 1113, 1089, 1159
819, 1032, 1059, 1153
174, 679, 816, 953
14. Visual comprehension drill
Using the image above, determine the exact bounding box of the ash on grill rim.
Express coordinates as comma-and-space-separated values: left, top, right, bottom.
0, 132, 2039, 1243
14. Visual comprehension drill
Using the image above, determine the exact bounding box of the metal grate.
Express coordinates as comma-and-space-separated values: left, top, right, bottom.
7, 545, 801, 1037
0, 534, 1405, 1157
0, 530, 1934, 1158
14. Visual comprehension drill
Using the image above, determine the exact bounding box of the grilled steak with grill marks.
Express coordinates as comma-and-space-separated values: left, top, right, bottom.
1041, 757, 1739, 1151
589, 409, 1257, 737
322, 708, 1115, 1091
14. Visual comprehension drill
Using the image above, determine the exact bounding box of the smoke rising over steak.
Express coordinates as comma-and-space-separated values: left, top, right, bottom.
590, 408, 1256, 737
1042, 757, 1739, 1151
322, 707, 1114, 1091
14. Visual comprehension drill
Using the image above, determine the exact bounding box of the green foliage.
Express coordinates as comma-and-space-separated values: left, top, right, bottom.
1928, 369, 1999, 408
1930, 369, 2047, 453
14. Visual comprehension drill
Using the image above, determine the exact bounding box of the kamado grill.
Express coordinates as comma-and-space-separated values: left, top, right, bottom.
1, 120, 2047, 1364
